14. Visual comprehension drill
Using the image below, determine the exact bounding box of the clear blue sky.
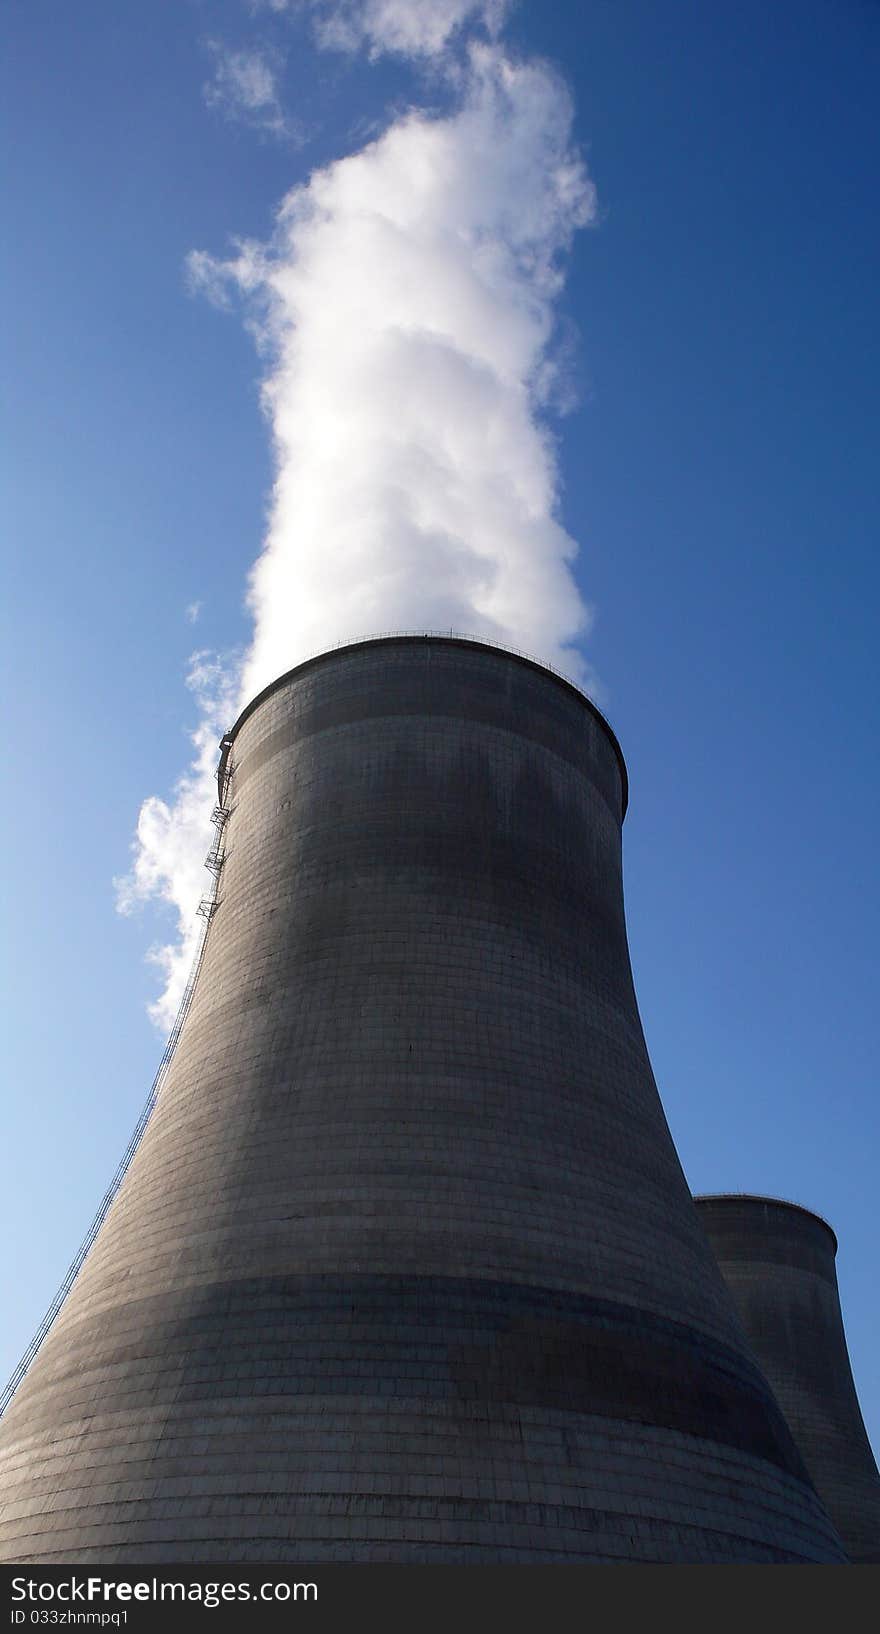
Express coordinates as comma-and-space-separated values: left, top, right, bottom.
2, 0, 878, 1457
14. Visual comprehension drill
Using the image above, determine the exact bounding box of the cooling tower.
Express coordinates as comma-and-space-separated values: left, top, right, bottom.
0, 638, 845, 1563
696, 1194, 880, 1564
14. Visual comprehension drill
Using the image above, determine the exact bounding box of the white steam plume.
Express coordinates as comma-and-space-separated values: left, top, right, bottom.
119, 31, 597, 1029
194, 43, 595, 702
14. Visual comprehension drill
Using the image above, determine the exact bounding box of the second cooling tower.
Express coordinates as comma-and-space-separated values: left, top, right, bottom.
697, 1195, 880, 1563
0, 638, 845, 1562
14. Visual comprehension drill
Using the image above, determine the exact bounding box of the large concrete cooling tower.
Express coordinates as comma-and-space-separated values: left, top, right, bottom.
696, 1194, 880, 1564
0, 638, 845, 1563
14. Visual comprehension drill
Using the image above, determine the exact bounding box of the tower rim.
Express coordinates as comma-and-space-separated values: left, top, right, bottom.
218, 634, 628, 819
695, 1193, 838, 1256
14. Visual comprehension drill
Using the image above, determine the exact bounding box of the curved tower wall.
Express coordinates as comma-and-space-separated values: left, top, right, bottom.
696, 1194, 880, 1564
0, 639, 844, 1563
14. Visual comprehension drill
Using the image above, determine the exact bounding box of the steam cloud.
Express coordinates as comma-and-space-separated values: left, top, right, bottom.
118, 11, 597, 1030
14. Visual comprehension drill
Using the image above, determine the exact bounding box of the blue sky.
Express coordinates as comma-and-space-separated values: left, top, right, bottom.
2, 0, 878, 1458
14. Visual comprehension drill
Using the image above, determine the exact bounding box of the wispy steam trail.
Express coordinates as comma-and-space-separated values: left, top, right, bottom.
203, 40, 300, 144
307, 0, 509, 59
119, 17, 597, 1028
